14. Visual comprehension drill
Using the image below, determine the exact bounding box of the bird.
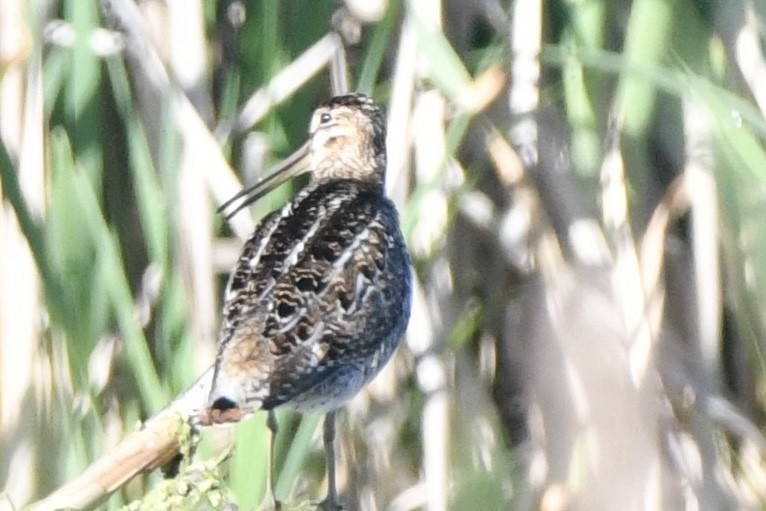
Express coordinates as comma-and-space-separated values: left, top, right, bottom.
201, 93, 412, 510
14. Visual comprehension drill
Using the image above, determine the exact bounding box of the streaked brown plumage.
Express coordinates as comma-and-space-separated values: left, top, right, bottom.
203, 93, 411, 509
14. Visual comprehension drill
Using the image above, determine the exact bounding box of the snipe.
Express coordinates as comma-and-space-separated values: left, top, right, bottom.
202, 93, 412, 510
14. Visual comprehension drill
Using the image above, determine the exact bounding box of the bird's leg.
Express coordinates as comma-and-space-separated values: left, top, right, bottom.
265, 410, 282, 511
318, 410, 343, 510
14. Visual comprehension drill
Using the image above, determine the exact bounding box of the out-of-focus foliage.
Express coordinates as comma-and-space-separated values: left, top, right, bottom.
2, 1, 766, 510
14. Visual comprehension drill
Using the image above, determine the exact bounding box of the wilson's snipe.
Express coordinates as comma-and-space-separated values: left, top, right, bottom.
202, 93, 412, 510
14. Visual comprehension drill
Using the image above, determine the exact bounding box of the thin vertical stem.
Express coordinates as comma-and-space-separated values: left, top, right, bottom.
509, 0, 542, 168
321, 410, 339, 509
266, 410, 282, 510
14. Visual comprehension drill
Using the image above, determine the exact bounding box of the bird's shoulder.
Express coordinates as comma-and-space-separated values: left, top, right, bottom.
220, 179, 406, 343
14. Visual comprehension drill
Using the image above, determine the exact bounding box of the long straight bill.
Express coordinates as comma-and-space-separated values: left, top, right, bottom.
219, 141, 312, 219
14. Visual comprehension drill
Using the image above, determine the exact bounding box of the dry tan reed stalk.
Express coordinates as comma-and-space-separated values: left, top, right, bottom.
0, 0, 47, 506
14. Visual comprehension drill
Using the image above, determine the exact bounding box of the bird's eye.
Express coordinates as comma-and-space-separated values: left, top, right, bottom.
320, 113, 332, 124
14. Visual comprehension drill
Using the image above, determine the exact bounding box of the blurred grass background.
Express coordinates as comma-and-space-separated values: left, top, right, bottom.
2, 0, 766, 509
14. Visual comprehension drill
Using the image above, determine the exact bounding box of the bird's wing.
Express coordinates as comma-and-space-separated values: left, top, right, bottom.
209, 181, 410, 414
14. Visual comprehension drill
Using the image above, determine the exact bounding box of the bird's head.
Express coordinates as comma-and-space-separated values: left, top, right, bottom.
307, 93, 386, 184
219, 93, 387, 219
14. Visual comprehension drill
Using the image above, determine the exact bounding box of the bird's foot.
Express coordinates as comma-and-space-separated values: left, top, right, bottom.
316, 497, 343, 511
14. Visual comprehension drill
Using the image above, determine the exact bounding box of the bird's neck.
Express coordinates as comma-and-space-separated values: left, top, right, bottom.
311, 154, 386, 188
